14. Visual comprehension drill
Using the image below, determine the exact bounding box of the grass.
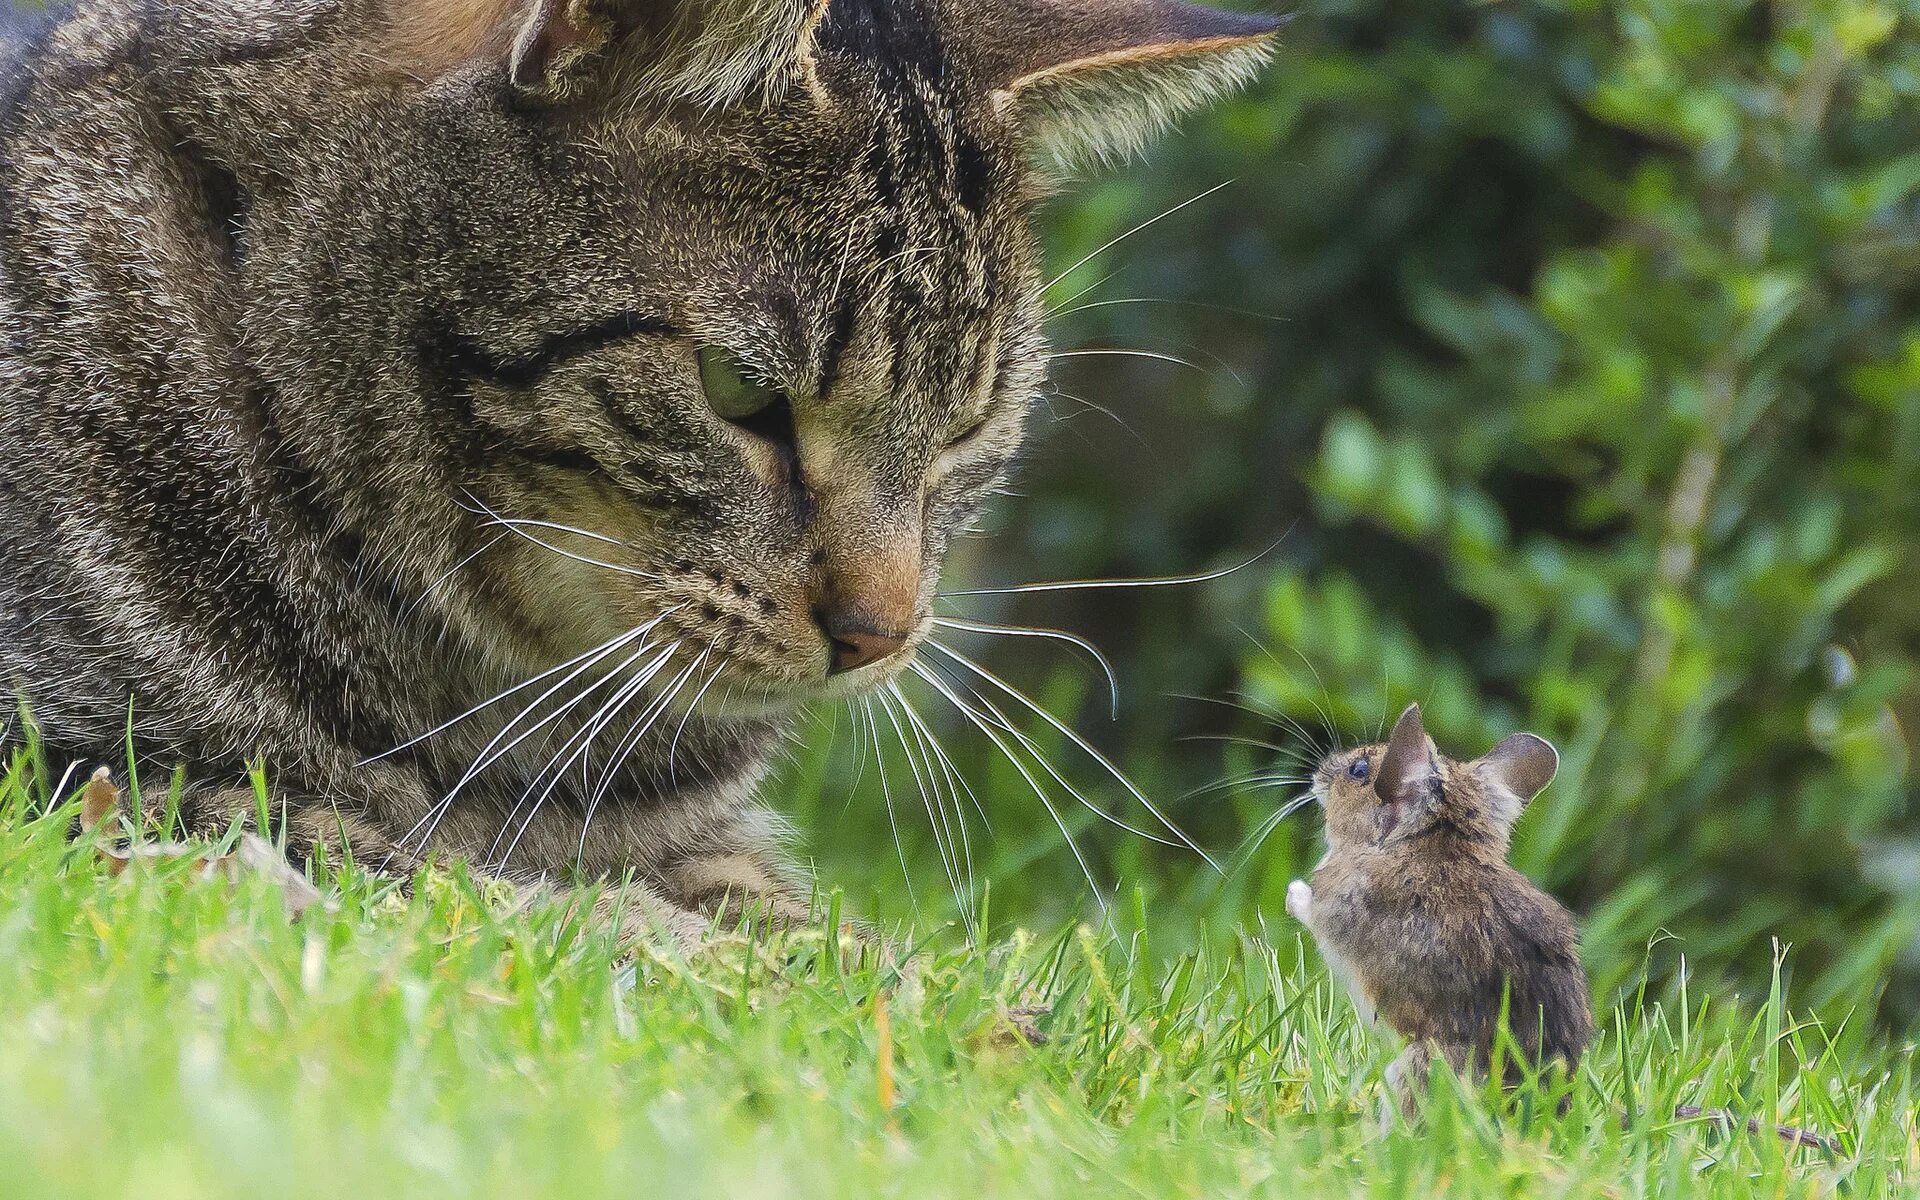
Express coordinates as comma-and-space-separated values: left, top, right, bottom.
3, 751, 1917, 1198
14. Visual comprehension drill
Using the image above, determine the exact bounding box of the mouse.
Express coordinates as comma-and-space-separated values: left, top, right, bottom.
1285, 702, 1587, 1114
1285, 703, 1837, 1150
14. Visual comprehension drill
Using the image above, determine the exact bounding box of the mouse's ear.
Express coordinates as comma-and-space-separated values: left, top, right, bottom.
1477, 733, 1559, 809
1374, 704, 1437, 806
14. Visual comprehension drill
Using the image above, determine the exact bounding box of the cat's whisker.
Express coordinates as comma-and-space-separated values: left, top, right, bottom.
573, 646, 713, 869
1045, 296, 1287, 325
459, 493, 662, 582
406, 532, 508, 620
906, 659, 1106, 912
862, 695, 920, 919
365, 617, 662, 766
1043, 179, 1234, 294
888, 677, 992, 834
922, 640, 1216, 871
1046, 264, 1128, 317
490, 640, 681, 868
380, 617, 681, 867
665, 643, 727, 785
929, 616, 1119, 719
1047, 347, 1211, 376
915, 656, 1181, 849
938, 533, 1285, 599
876, 684, 973, 935
1037, 386, 1145, 443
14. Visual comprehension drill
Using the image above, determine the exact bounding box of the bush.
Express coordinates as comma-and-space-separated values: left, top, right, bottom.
914, 0, 1919, 1022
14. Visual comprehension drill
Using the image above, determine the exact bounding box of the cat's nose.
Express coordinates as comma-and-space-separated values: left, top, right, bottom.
816, 607, 910, 675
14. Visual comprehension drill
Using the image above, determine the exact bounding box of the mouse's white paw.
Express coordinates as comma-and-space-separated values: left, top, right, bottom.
1286, 879, 1312, 923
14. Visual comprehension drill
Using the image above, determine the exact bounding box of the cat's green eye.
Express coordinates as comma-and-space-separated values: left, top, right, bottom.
698, 347, 783, 423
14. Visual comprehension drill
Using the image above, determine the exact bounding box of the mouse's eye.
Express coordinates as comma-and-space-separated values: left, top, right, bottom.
1347, 757, 1371, 781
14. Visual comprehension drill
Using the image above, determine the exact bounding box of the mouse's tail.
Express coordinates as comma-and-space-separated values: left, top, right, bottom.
1669, 1105, 1841, 1155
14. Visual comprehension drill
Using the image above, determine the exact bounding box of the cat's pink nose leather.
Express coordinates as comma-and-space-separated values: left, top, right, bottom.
819, 610, 909, 675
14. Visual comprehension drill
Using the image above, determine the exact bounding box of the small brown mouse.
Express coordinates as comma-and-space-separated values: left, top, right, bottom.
1286, 702, 1586, 1113
1286, 704, 1837, 1151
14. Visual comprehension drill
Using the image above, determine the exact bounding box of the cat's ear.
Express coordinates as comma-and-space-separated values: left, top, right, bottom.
950, 0, 1283, 167
1374, 704, 1439, 807
1476, 733, 1559, 810
508, 0, 820, 104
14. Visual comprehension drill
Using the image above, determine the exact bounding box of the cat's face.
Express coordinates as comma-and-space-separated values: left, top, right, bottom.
466, 90, 1042, 710
375, 0, 1276, 713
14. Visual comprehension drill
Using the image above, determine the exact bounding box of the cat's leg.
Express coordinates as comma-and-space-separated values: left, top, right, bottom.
658, 806, 813, 931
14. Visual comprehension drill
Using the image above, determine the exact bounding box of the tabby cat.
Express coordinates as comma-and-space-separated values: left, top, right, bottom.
0, 0, 1275, 939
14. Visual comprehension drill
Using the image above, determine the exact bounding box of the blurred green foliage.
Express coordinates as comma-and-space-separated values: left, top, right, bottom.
789, 0, 1920, 1026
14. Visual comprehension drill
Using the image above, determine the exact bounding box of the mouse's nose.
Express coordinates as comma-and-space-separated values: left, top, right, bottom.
816, 608, 910, 675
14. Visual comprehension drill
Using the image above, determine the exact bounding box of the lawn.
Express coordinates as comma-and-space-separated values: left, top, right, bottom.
2, 751, 1913, 1199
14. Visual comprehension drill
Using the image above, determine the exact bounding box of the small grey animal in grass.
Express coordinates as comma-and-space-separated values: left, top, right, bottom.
1286, 703, 1588, 1117
1286, 704, 1838, 1151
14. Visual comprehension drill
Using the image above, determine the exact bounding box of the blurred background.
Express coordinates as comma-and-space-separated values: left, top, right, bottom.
783, 0, 1920, 1028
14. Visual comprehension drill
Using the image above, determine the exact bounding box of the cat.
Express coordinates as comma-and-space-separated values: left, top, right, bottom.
0, 0, 1276, 940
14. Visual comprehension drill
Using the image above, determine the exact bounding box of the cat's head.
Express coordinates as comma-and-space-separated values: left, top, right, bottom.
329, 0, 1277, 713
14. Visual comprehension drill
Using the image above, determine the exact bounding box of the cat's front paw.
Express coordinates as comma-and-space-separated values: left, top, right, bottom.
1285, 879, 1312, 924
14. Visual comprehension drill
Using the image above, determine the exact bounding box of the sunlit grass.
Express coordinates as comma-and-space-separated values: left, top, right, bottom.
2, 748, 1914, 1199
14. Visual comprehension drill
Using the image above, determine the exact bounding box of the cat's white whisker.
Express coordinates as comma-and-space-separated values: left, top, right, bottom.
938, 534, 1285, 599
862, 696, 920, 919
460, 492, 662, 582
365, 617, 660, 766
490, 640, 681, 868
929, 616, 1120, 718
905, 659, 1106, 911
1047, 347, 1209, 376
922, 640, 1218, 872
876, 685, 972, 934
571, 646, 713, 869
1043, 179, 1234, 294
914, 656, 1181, 849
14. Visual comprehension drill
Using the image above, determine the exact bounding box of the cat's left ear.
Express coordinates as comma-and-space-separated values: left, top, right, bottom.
509, 0, 818, 105
951, 0, 1283, 167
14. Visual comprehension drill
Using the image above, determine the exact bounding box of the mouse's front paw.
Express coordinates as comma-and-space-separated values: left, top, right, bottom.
1285, 879, 1312, 923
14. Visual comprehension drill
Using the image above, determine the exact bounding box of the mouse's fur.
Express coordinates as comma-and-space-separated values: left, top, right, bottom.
1286, 703, 1590, 1112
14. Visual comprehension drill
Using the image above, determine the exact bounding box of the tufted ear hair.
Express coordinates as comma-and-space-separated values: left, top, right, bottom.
510, 0, 822, 103
946, 0, 1283, 168
382, 0, 822, 106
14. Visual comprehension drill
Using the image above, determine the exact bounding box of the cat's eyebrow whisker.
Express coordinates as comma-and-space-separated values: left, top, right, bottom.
1043, 178, 1234, 294
922, 640, 1217, 871
906, 659, 1106, 912
916, 655, 1181, 849
1047, 347, 1211, 376
1046, 296, 1288, 325
929, 617, 1120, 719
939, 533, 1287, 599
460, 492, 662, 583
